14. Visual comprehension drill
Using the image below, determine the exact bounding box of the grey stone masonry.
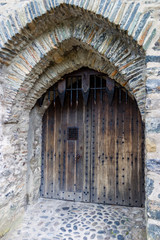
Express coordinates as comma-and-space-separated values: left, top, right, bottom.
0, 1, 159, 240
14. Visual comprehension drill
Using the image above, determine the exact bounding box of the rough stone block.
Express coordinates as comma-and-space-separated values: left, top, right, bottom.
148, 200, 160, 221
146, 138, 156, 152
146, 159, 160, 174
148, 222, 160, 240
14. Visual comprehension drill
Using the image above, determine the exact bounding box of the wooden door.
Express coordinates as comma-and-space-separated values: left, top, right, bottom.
41, 90, 91, 202
40, 71, 144, 207
90, 88, 144, 207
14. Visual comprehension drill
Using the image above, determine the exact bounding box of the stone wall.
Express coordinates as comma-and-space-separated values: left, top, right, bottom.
0, 0, 160, 239
27, 106, 42, 204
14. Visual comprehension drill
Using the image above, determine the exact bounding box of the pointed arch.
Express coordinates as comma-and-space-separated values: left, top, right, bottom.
4, 22, 146, 122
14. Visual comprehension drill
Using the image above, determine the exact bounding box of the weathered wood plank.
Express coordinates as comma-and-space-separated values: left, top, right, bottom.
97, 90, 105, 203
47, 104, 54, 198
41, 112, 47, 197
52, 100, 57, 198
123, 90, 131, 206
61, 93, 68, 194
55, 98, 61, 197
83, 92, 92, 202
131, 98, 139, 206
45, 110, 49, 197
90, 91, 98, 203
104, 91, 110, 204
107, 89, 116, 204
116, 88, 124, 205
76, 92, 84, 194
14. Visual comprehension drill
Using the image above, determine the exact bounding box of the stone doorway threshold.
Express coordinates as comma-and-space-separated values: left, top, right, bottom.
2, 198, 146, 240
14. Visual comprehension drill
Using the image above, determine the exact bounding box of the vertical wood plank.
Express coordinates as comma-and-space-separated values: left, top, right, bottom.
91, 90, 98, 203
97, 90, 104, 203
123, 90, 131, 206
107, 88, 116, 204
53, 100, 58, 198
61, 92, 68, 194
47, 104, 54, 198
104, 90, 110, 204
76, 91, 84, 194
131, 98, 139, 206
83, 92, 92, 202
67, 92, 76, 193
44, 110, 49, 197
55, 98, 62, 196
116, 87, 124, 205
41, 112, 47, 197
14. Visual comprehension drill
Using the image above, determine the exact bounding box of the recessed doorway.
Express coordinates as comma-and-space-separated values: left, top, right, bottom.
40, 68, 144, 207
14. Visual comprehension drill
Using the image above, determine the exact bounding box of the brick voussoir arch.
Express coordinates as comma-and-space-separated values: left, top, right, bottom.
22, 49, 123, 109
0, 0, 157, 65
5, 22, 146, 122
25, 48, 146, 109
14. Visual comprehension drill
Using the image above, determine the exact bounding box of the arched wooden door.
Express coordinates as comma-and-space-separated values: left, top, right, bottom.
40, 68, 144, 207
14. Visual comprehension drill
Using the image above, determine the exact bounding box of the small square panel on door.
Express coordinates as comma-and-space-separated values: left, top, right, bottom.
67, 127, 79, 140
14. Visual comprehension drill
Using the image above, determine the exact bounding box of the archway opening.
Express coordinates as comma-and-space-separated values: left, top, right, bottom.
40, 67, 145, 207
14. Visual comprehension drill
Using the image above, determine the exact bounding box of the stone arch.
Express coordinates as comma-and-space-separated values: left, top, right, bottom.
24, 49, 129, 109
0, 0, 157, 58
4, 21, 146, 122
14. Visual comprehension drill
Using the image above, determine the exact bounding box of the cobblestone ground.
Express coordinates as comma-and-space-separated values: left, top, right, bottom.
3, 199, 147, 240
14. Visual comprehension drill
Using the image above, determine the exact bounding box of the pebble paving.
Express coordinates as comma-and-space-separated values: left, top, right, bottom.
2, 199, 146, 240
